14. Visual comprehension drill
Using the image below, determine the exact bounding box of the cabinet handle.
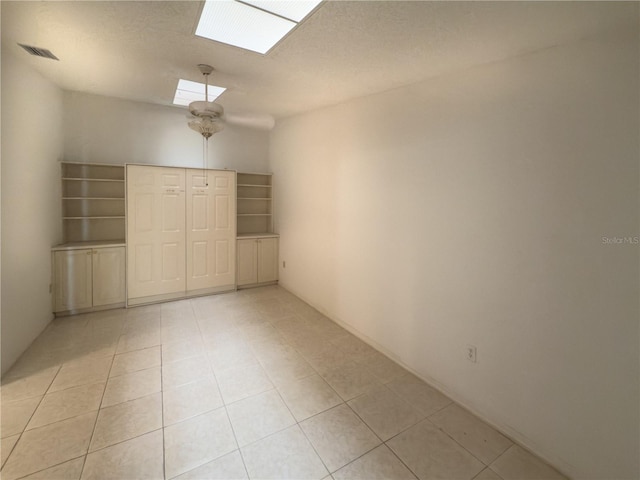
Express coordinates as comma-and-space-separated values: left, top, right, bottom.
87, 251, 92, 255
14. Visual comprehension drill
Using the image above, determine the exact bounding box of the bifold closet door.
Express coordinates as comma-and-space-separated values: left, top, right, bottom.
127, 165, 186, 300
186, 169, 236, 291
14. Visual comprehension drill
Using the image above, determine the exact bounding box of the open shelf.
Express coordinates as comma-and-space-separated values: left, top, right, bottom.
237, 172, 274, 236
62, 163, 125, 243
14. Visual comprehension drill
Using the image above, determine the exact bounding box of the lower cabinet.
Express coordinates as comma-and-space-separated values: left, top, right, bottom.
53, 246, 125, 313
237, 237, 279, 287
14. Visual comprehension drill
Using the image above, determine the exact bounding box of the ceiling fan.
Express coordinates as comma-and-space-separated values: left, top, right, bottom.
187, 64, 275, 135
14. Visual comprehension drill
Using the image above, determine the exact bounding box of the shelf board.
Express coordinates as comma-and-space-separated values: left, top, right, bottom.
237, 197, 272, 200
63, 197, 125, 200
237, 184, 272, 188
63, 216, 125, 220
237, 214, 273, 217
62, 178, 125, 183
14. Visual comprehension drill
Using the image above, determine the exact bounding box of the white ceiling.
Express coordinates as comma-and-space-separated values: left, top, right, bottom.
1, 1, 635, 122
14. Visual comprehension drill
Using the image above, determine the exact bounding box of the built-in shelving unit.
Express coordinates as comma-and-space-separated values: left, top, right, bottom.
61, 163, 125, 243
236, 172, 273, 235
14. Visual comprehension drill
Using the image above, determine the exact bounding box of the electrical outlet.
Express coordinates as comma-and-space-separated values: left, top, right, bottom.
466, 345, 477, 363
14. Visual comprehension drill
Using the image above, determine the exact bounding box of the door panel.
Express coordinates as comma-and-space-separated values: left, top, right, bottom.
186, 169, 236, 291
54, 249, 93, 312
127, 165, 186, 299
237, 239, 258, 286
93, 247, 125, 307
257, 238, 279, 284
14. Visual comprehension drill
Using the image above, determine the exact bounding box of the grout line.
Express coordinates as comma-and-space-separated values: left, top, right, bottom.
79, 348, 116, 479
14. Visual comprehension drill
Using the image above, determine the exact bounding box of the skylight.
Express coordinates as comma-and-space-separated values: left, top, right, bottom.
173, 79, 226, 107
195, 0, 323, 54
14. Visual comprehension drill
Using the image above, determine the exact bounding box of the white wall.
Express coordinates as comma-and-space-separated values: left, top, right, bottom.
1, 48, 64, 375
64, 92, 269, 172
270, 27, 639, 480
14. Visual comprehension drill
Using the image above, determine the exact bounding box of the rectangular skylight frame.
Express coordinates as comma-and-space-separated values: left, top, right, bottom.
239, 0, 323, 23
173, 79, 226, 107
195, 0, 323, 55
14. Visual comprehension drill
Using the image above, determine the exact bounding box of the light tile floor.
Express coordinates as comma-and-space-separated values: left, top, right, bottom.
1, 286, 567, 480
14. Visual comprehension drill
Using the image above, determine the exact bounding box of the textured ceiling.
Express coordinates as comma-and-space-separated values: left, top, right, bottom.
1, 1, 636, 122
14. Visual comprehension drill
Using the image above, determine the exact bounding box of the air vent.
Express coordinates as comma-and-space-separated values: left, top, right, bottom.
18, 43, 59, 61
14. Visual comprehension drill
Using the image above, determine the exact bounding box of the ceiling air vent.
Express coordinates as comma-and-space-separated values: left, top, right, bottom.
18, 43, 59, 61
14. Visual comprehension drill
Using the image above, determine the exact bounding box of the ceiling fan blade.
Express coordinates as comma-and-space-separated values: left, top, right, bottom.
223, 112, 275, 131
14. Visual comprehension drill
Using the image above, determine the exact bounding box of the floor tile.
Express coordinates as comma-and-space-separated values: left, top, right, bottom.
490, 445, 566, 479
262, 355, 316, 387
333, 445, 417, 480
277, 374, 342, 421
330, 334, 378, 362
308, 317, 347, 341
208, 343, 259, 373
1, 412, 96, 480
27, 383, 104, 430
161, 322, 200, 344
48, 356, 112, 393
239, 321, 279, 342
215, 364, 274, 404
302, 344, 352, 371
347, 385, 423, 441
356, 351, 408, 383
253, 298, 293, 322
1, 395, 42, 437
387, 374, 452, 416
429, 403, 513, 464
101, 367, 161, 407
173, 450, 248, 479
20, 457, 84, 480
318, 362, 381, 401
1, 434, 20, 468
163, 376, 224, 425
162, 337, 205, 365
164, 408, 237, 479
110, 346, 161, 377
387, 419, 485, 480
474, 468, 504, 480
123, 316, 160, 337
89, 392, 162, 451
226, 389, 296, 446
116, 331, 161, 354
301, 404, 381, 473
162, 354, 212, 388
81, 430, 164, 480
241, 425, 328, 480
1, 367, 59, 403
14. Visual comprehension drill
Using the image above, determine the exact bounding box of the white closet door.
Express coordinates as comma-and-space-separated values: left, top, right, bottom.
127, 165, 186, 300
186, 169, 236, 291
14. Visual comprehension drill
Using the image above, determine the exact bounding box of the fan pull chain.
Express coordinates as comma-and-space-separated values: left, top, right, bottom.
202, 136, 209, 187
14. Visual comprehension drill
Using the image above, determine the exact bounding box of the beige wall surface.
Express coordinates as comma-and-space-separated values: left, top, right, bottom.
270, 27, 639, 479
1, 48, 64, 374
63, 91, 270, 173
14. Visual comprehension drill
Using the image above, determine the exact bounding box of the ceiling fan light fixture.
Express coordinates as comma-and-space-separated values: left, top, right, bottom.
187, 64, 225, 138
188, 116, 224, 139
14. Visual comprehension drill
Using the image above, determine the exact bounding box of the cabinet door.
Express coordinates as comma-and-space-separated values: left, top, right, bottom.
93, 247, 125, 307
257, 238, 279, 284
54, 249, 92, 312
127, 165, 186, 300
186, 169, 236, 291
237, 239, 258, 286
